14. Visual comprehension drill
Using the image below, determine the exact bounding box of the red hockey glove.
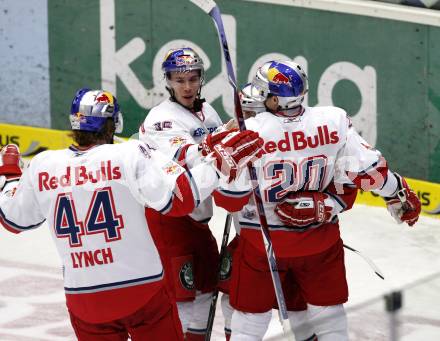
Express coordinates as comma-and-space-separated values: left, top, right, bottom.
200, 127, 238, 157
385, 173, 421, 227
211, 130, 264, 183
275, 192, 333, 228
0, 144, 23, 191
0, 144, 22, 178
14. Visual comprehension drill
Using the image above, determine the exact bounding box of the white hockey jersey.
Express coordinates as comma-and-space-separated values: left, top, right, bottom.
140, 98, 226, 223
235, 106, 394, 257
0, 139, 221, 323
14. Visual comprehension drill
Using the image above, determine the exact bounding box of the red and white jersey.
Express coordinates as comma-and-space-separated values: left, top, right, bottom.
236, 106, 390, 257
0, 139, 220, 323
139, 98, 248, 222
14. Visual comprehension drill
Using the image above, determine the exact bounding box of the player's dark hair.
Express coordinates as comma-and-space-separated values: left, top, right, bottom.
70, 119, 115, 147
264, 94, 277, 113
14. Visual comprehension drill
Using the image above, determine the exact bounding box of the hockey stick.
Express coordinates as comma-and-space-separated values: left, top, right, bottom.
205, 213, 233, 341
189, 1, 295, 340
343, 244, 385, 280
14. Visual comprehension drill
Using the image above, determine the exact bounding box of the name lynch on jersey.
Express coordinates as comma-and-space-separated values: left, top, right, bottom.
71, 247, 114, 268
38, 161, 122, 191
264, 125, 339, 153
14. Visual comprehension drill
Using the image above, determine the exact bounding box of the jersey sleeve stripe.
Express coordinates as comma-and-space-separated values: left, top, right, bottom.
349, 156, 388, 191
172, 146, 186, 163
158, 196, 173, 215
159, 171, 199, 216
186, 170, 200, 207
377, 171, 389, 191
357, 158, 383, 174
0, 208, 45, 233
172, 144, 192, 170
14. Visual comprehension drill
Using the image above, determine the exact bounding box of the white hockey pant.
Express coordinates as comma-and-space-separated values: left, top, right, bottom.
221, 293, 234, 333
230, 309, 272, 341
177, 291, 213, 333
307, 304, 348, 341
287, 310, 315, 341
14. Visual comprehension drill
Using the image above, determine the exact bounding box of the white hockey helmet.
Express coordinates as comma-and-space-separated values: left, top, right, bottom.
240, 83, 266, 115
70, 88, 123, 134
252, 60, 308, 110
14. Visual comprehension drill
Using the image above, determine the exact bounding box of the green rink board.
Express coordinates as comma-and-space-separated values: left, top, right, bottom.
48, 0, 440, 182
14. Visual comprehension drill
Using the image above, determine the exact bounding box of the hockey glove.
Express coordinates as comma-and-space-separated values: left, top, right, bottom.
0, 144, 23, 191
275, 192, 333, 228
385, 173, 421, 226
210, 130, 264, 183
200, 127, 238, 157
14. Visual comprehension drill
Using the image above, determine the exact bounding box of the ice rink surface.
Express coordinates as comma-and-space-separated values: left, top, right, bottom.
0, 204, 439, 340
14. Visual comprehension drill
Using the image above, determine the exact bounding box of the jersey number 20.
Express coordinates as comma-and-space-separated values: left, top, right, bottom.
264, 156, 328, 202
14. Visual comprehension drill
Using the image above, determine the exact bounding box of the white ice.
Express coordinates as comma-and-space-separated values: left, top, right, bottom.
0, 204, 439, 340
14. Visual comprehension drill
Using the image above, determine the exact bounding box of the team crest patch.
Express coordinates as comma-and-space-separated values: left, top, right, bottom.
162, 162, 183, 175
219, 250, 232, 281
179, 261, 195, 290
242, 207, 256, 220
169, 136, 187, 147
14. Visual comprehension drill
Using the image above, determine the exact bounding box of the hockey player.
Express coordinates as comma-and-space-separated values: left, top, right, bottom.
139, 47, 254, 341
220, 83, 359, 341
0, 88, 264, 341
227, 60, 421, 341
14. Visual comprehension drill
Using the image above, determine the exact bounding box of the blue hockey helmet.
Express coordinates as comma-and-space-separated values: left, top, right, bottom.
162, 47, 204, 81
70, 88, 123, 133
252, 60, 308, 110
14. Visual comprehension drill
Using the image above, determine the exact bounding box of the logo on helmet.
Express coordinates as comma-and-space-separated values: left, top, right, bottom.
175, 55, 195, 66
268, 68, 290, 85
72, 112, 87, 126
96, 92, 114, 105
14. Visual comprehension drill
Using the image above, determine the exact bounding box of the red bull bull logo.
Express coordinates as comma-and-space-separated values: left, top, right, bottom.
268, 67, 290, 85
169, 136, 187, 147
163, 162, 182, 175
176, 55, 194, 66
96, 92, 113, 104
